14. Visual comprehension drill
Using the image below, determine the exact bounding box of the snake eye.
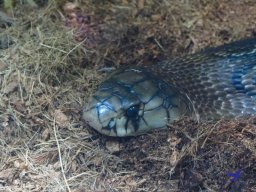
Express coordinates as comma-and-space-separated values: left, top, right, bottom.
126, 105, 140, 118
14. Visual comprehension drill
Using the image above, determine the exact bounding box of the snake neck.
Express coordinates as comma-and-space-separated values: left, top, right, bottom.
143, 38, 256, 120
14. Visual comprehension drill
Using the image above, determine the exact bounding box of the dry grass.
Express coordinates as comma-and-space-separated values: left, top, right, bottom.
0, 0, 256, 191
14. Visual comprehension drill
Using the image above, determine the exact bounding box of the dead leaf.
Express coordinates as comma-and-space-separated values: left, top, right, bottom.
14, 160, 28, 170
0, 60, 7, 70
169, 149, 179, 167
151, 14, 162, 21
12, 99, 26, 113
63, 2, 78, 14
3, 81, 18, 94
0, 168, 19, 183
138, 0, 144, 9
106, 140, 120, 153
42, 128, 50, 141
54, 109, 69, 128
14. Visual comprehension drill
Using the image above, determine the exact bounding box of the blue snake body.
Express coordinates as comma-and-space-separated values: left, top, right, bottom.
83, 38, 256, 137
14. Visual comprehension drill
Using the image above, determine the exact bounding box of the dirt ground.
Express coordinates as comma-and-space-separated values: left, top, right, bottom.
0, 0, 256, 191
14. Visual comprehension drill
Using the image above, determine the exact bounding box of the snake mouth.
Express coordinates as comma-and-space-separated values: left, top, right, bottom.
83, 109, 101, 132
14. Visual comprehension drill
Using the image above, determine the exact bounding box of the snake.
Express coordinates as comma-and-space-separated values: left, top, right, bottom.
83, 38, 256, 137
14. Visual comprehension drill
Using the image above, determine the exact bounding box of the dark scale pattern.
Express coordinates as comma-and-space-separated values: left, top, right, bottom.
144, 38, 256, 120
85, 67, 193, 136
110, 70, 188, 133
83, 38, 256, 136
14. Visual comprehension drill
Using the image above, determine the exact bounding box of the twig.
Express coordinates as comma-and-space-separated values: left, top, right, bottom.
53, 119, 71, 192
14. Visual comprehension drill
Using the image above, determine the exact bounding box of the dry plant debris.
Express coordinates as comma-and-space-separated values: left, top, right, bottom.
0, 0, 256, 191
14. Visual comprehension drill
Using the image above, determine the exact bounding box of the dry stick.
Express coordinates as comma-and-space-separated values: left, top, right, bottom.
53, 119, 71, 192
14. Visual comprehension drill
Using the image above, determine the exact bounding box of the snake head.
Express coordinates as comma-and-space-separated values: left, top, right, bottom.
83, 68, 193, 137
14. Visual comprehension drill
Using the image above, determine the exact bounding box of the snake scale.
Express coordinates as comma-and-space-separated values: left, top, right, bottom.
83, 38, 256, 137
